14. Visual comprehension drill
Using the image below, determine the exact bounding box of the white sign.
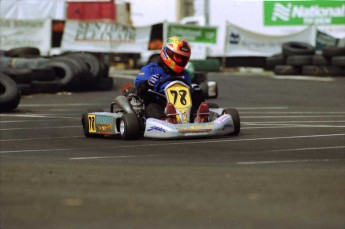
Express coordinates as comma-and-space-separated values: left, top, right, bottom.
61, 20, 151, 53
0, 18, 51, 55
225, 22, 315, 57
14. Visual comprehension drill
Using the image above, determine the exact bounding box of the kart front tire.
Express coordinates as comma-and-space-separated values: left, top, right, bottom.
223, 108, 240, 136
119, 113, 140, 140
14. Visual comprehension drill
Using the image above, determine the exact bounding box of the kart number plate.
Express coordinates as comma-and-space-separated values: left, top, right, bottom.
166, 83, 191, 109
88, 114, 96, 133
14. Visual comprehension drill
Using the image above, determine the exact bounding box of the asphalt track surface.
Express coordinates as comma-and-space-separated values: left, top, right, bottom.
1, 70, 345, 229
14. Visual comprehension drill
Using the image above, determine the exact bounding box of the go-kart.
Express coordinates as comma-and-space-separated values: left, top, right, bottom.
81, 78, 240, 140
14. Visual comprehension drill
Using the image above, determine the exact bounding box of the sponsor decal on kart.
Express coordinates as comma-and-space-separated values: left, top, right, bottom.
177, 123, 214, 133
96, 116, 113, 125
147, 126, 166, 133
97, 124, 113, 134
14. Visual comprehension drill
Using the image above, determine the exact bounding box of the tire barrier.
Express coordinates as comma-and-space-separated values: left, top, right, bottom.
0, 50, 113, 95
267, 42, 345, 77
0, 72, 21, 112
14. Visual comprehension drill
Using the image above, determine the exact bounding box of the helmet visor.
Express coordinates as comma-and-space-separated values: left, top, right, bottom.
166, 48, 189, 67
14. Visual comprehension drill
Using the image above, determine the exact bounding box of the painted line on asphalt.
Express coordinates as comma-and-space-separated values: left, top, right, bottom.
236, 159, 339, 165
236, 107, 288, 110
244, 120, 345, 124
271, 75, 334, 81
1, 133, 344, 154
239, 111, 345, 114
0, 114, 78, 119
242, 123, 345, 129
18, 103, 103, 107
69, 154, 169, 160
270, 145, 345, 152
0, 126, 80, 131
0, 136, 83, 142
241, 115, 345, 119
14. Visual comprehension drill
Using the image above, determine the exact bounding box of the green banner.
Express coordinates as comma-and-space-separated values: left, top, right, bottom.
167, 23, 217, 44
264, 1, 345, 26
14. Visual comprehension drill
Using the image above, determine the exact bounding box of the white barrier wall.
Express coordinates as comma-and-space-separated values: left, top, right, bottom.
0, 18, 51, 55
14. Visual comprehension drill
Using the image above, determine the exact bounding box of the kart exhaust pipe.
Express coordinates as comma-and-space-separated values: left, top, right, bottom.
113, 95, 135, 114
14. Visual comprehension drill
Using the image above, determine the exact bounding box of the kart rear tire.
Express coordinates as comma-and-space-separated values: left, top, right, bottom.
119, 113, 140, 140
223, 108, 240, 136
199, 82, 209, 99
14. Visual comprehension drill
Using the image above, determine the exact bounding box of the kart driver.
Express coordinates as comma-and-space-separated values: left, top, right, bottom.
134, 36, 209, 123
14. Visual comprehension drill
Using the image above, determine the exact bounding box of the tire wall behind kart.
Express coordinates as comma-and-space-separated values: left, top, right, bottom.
0, 48, 113, 94
0, 72, 21, 112
267, 42, 345, 77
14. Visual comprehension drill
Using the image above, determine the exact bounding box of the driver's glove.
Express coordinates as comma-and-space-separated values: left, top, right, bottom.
147, 74, 160, 87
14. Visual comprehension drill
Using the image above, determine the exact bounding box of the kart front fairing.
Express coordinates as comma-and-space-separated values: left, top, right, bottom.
144, 112, 235, 139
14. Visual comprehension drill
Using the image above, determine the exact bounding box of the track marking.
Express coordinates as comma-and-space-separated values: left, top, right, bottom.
271, 75, 334, 81
242, 123, 345, 129
236, 159, 339, 165
236, 107, 288, 110
239, 111, 345, 114
0, 136, 83, 142
244, 120, 345, 124
241, 115, 345, 119
18, 103, 103, 107
70, 155, 169, 160
0, 114, 78, 119
0, 126, 80, 131
1, 133, 344, 154
271, 146, 345, 152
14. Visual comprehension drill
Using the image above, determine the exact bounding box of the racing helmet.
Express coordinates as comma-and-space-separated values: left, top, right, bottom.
160, 36, 191, 73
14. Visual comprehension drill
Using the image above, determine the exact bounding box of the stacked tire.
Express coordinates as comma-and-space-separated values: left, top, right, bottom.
0, 72, 21, 112
267, 42, 345, 77
1, 47, 113, 95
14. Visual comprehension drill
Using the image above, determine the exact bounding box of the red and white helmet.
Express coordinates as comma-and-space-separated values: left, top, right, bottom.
160, 36, 191, 73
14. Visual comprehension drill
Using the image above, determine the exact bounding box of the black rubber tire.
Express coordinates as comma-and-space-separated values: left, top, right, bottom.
120, 113, 140, 140
10, 57, 48, 69
199, 82, 209, 99
266, 53, 286, 70
302, 65, 344, 76
66, 52, 101, 78
31, 68, 57, 81
286, 55, 313, 66
331, 56, 345, 67
38, 59, 78, 91
91, 77, 114, 91
322, 47, 345, 57
282, 42, 315, 56
223, 108, 240, 136
31, 80, 61, 93
274, 65, 301, 75
0, 72, 21, 112
192, 72, 208, 84
6, 47, 40, 58
17, 84, 33, 95
312, 55, 330, 66
2, 68, 32, 84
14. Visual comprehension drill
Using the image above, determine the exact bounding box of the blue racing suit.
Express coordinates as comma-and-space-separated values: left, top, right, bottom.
134, 62, 191, 105
134, 62, 192, 119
